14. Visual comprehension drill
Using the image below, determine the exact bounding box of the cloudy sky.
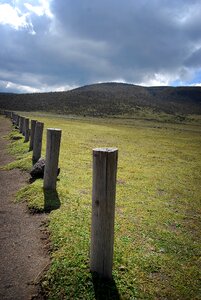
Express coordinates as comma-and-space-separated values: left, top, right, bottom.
0, 0, 201, 93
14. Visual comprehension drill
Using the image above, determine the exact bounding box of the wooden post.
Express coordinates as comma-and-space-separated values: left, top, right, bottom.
29, 120, 37, 151
90, 148, 118, 279
13, 113, 17, 126
44, 128, 62, 190
32, 122, 44, 163
19, 117, 24, 133
24, 118, 29, 142
11, 113, 15, 124
16, 115, 20, 127
22, 117, 26, 136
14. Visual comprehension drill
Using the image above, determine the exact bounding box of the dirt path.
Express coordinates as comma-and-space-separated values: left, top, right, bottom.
0, 116, 50, 300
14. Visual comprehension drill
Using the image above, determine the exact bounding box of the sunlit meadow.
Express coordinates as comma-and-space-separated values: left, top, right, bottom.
4, 113, 201, 299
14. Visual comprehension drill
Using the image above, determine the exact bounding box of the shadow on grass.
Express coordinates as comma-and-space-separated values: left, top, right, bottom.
11, 136, 22, 141
92, 273, 120, 300
43, 188, 61, 212
29, 177, 37, 184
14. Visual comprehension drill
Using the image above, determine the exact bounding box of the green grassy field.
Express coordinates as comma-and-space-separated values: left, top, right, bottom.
4, 114, 201, 299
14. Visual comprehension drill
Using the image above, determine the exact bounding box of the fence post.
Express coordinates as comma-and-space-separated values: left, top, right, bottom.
32, 122, 44, 163
13, 113, 17, 126
90, 148, 118, 279
24, 118, 29, 142
19, 117, 24, 133
16, 115, 20, 127
12, 113, 15, 125
23, 117, 26, 136
44, 128, 62, 190
29, 120, 37, 151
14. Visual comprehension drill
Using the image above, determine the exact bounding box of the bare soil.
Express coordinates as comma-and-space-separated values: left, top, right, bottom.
0, 117, 50, 300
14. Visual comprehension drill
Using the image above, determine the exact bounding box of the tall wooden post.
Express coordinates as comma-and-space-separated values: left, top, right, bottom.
29, 120, 37, 151
24, 118, 29, 142
90, 148, 118, 279
32, 122, 44, 163
44, 128, 62, 190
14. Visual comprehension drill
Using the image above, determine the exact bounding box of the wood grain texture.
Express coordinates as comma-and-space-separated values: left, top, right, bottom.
90, 148, 118, 279
19, 117, 24, 134
43, 128, 61, 190
24, 118, 29, 142
32, 122, 44, 164
29, 120, 37, 151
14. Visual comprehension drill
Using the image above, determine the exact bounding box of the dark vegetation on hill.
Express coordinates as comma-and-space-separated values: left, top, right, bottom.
0, 82, 201, 116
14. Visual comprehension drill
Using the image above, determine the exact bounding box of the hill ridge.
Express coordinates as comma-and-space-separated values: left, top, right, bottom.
0, 82, 201, 115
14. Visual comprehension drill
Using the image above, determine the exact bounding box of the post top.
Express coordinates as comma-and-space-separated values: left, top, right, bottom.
93, 147, 118, 153
47, 128, 62, 131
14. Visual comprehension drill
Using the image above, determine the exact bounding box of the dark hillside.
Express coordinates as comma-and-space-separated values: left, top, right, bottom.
0, 83, 201, 115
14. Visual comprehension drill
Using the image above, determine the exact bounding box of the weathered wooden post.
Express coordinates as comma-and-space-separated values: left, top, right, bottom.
20, 116, 25, 134
16, 115, 20, 127
90, 148, 118, 279
22, 117, 26, 136
12, 113, 16, 124
19, 117, 24, 133
24, 118, 29, 142
13, 113, 18, 126
32, 122, 44, 163
11, 113, 15, 124
44, 128, 62, 190
29, 120, 37, 151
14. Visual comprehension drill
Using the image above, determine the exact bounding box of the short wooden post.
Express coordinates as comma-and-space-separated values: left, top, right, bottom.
44, 128, 62, 190
90, 148, 118, 279
32, 122, 44, 163
24, 118, 29, 142
19, 117, 24, 133
16, 115, 20, 127
29, 120, 37, 151
14, 114, 18, 126
23, 117, 26, 136
12, 113, 15, 124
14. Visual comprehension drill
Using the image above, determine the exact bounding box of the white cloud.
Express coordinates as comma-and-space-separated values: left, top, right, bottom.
0, 80, 40, 93
0, 79, 76, 93
0, 1, 53, 34
53, 84, 77, 92
0, 3, 28, 30
24, 0, 53, 18
190, 82, 201, 87
24, 3, 45, 17
136, 73, 174, 87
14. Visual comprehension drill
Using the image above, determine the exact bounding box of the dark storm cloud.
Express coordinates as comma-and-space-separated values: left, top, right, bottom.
52, 0, 201, 73
185, 48, 201, 68
0, 0, 201, 92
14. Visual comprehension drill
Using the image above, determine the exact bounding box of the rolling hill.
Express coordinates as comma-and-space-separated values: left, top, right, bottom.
0, 82, 201, 116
